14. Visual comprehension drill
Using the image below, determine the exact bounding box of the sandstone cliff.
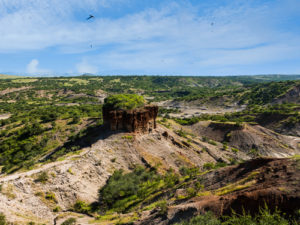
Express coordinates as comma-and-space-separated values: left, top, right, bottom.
103, 105, 158, 133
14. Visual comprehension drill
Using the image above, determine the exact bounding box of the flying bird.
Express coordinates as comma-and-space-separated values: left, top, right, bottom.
211, 22, 214, 26
86, 15, 94, 20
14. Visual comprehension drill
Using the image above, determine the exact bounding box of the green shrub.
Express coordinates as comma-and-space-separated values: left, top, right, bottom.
174, 208, 297, 225
0, 212, 7, 225
157, 200, 168, 216
122, 135, 133, 140
98, 166, 158, 209
179, 167, 199, 178
176, 129, 188, 138
203, 162, 215, 170
35, 172, 49, 183
61, 218, 76, 225
174, 211, 220, 225
45, 192, 57, 203
73, 200, 91, 214
98, 166, 177, 213
223, 142, 228, 151
187, 187, 197, 197
104, 94, 145, 110
208, 140, 217, 146
202, 136, 208, 142
231, 148, 239, 153
53, 206, 61, 212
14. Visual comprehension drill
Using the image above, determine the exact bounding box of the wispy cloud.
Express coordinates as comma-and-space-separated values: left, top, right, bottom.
26, 59, 50, 74
76, 59, 98, 74
0, 0, 300, 75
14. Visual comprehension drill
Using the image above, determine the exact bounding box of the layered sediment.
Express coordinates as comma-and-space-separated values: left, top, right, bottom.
103, 105, 158, 133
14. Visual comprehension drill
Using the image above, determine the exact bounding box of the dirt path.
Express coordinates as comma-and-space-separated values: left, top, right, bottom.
0, 113, 11, 120
0, 146, 92, 183
0, 86, 31, 95
289, 136, 300, 150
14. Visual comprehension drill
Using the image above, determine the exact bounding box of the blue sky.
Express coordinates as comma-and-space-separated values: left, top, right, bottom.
0, 0, 299, 76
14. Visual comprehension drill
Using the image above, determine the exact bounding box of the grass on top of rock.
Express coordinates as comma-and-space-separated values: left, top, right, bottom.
104, 94, 145, 110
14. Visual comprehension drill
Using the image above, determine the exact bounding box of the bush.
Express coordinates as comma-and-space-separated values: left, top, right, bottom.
203, 162, 215, 170
73, 200, 91, 214
45, 192, 57, 203
61, 218, 76, 225
0, 213, 7, 225
157, 200, 168, 216
231, 148, 239, 153
174, 211, 220, 225
208, 140, 217, 146
35, 172, 49, 183
174, 207, 297, 225
98, 166, 157, 209
104, 94, 145, 110
53, 206, 61, 212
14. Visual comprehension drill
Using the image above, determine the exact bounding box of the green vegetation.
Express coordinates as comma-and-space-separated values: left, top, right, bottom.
0, 75, 300, 224
122, 135, 134, 140
203, 162, 227, 170
174, 208, 298, 225
104, 94, 145, 110
232, 148, 239, 153
73, 200, 92, 214
0, 75, 299, 173
35, 171, 49, 183
61, 218, 76, 225
173, 103, 300, 127
0, 103, 102, 173
0, 213, 7, 225
98, 166, 174, 213
45, 191, 57, 203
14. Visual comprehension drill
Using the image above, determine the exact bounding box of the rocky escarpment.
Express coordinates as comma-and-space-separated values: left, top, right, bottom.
136, 157, 300, 225
0, 124, 242, 224
273, 83, 300, 104
190, 121, 300, 157
103, 105, 158, 133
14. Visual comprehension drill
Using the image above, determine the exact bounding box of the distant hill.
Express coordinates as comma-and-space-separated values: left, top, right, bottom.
0, 74, 24, 79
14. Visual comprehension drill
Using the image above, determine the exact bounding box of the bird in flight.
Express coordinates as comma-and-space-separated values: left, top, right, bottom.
86, 15, 94, 20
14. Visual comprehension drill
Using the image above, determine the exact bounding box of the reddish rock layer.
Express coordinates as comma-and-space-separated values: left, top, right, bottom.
136, 157, 300, 225
103, 105, 158, 133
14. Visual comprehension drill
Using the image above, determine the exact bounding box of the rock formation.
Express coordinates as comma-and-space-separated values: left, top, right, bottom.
103, 105, 158, 133
135, 157, 300, 225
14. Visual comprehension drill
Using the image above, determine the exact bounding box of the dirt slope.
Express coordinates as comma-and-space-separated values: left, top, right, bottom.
0, 125, 240, 224
0, 123, 299, 224
273, 83, 300, 104
190, 121, 300, 157
136, 157, 300, 225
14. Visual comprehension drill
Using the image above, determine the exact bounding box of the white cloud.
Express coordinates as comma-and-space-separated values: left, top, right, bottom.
76, 59, 98, 74
26, 59, 50, 74
0, 0, 300, 74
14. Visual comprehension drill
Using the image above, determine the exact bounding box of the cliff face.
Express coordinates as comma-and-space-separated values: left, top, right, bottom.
103, 105, 158, 133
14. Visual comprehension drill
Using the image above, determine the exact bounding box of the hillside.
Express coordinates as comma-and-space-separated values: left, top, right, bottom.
0, 121, 299, 224
136, 157, 300, 225
189, 121, 300, 157
0, 76, 300, 224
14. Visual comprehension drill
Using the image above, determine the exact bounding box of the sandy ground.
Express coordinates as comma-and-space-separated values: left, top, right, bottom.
156, 100, 246, 118
0, 113, 11, 120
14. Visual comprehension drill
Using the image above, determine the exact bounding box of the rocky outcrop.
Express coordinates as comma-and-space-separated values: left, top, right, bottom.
190, 121, 300, 157
103, 105, 158, 133
135, 157, 300, 225
273, 83, 300, 104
